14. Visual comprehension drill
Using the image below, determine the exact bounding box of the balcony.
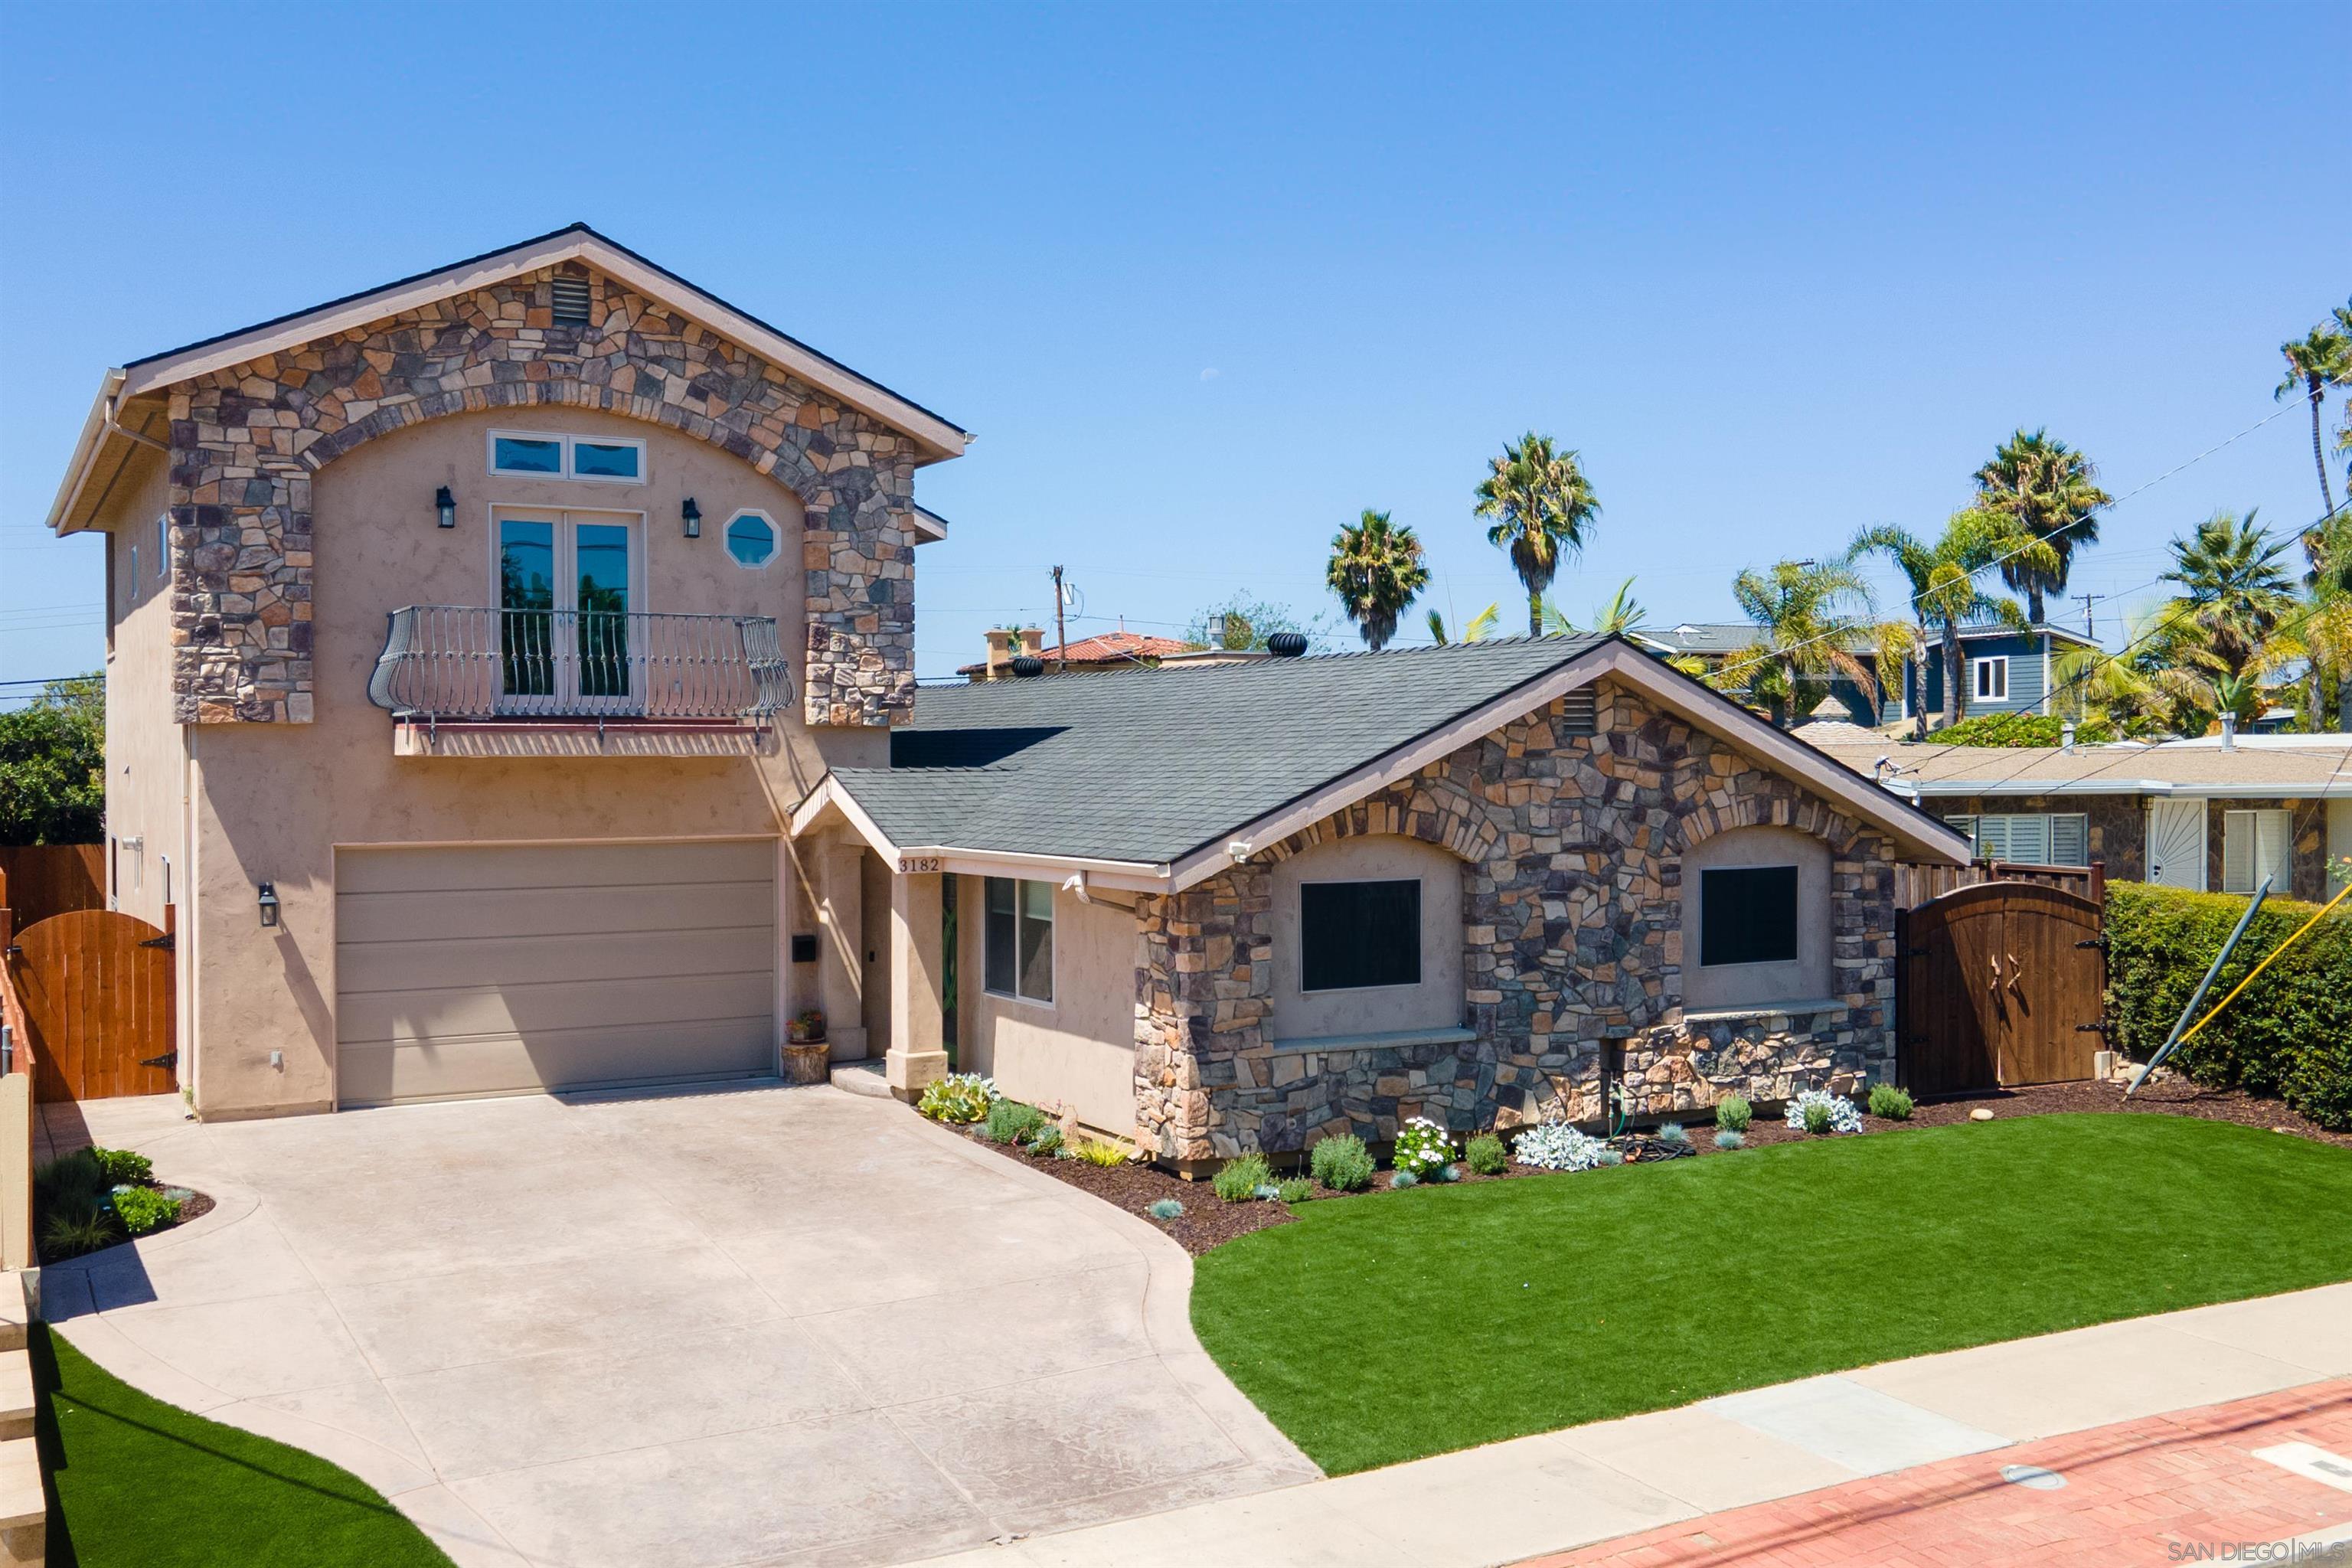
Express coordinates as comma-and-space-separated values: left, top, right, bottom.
369, 606, 791, 757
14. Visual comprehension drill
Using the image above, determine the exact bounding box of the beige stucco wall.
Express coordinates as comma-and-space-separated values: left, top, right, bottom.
955, 876, 1137, 1135
99, 453, 188, 933
178, 407, 888, 1116
1266, 835, 1465, 1039
1679, 824, 1833, 1010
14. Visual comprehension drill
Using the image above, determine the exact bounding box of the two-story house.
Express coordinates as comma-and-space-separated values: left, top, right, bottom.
1906, 622, 2101, 724
48, 224, 965, 1116
51, 224, 1971, 1151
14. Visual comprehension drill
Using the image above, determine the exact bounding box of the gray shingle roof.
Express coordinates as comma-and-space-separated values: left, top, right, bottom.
827, 634, 1612, 866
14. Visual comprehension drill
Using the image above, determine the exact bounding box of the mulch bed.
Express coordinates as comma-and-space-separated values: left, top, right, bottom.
956, 1075, 2347, 1256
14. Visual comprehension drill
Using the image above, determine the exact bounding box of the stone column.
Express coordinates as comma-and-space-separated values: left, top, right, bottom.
815, 837, 868, 1062
885, 870, 948, 1098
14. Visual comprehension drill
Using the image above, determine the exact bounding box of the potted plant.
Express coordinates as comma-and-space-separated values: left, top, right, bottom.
788, 1009, 827, 1044
782, 1010, 830, 1085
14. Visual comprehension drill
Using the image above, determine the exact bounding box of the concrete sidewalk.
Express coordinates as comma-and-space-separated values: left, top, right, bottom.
909, 1281, 2352, 1568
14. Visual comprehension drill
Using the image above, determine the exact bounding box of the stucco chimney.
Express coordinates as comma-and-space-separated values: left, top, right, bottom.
2220, 712, 2237, 750
1017, 626, 1045, 660
982, 629, 1014, 682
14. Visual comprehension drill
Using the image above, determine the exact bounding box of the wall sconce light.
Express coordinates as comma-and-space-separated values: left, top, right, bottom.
256, 881, 280, 929
682, 497, 702, 538
435, 485, 457, 529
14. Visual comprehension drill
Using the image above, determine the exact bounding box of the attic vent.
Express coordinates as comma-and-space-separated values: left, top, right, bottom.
1559, 688, 1598, 736
550, 277, 592, 325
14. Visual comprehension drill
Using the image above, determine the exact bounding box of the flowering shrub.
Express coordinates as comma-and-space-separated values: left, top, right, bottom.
1785, 1089, 1864, 1135
1391, 1116, 1456, 1179
1511, 1121, 1609, 1171
916, 1073, 998, 1124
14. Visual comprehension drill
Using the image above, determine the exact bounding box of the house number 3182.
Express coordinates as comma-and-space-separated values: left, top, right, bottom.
897, 857, 941, 874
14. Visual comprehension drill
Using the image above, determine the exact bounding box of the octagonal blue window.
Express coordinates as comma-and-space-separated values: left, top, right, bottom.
727, 510, 778, 568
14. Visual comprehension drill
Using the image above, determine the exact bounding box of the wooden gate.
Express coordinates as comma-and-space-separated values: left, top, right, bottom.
5, 910, 176, 1103
1897, 881, 2105, 1096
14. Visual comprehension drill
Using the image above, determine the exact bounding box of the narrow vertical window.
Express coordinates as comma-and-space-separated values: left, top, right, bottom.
982, 876, 1053, 1003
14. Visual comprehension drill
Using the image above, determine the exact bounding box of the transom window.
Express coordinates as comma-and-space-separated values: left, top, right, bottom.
1698, 866, 1798, 967
982, 877, 1054, 1004
726, 509, 779, 569
1945, 813, 2088, 866
1971, 655, 2009, 702
487, 430, 645, 483
1300, 879, 1421, 991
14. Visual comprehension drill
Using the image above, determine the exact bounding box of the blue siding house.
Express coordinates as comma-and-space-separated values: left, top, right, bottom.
1635, 623, 1889, 724
1907, 624, 2101, 724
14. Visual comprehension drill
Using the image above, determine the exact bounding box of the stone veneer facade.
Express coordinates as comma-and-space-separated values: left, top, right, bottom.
163, 261, 918, 727
1132, 680, 1902, 1163
1929, 792, 2331, 903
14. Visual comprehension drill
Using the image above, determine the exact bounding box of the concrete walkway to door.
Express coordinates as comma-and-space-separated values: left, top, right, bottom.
38, 1086, 1315, 1568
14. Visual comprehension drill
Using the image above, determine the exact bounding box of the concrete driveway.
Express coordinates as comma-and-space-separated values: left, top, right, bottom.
41, 1085, 1314, 1568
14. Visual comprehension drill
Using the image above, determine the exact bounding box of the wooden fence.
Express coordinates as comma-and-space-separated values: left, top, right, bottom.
0, 844, 105, 931
1894, 858, 2105, 910
0, 911, 32, 1270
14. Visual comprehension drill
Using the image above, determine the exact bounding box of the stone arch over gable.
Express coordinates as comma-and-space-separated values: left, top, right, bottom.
1670, 784, 1870, 861
163, 261, 915, 727
1259, 771, 1501, 867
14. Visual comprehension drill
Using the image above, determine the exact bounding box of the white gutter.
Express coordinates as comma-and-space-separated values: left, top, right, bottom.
1890, 779, 2352, 799
44, 369, 129, 534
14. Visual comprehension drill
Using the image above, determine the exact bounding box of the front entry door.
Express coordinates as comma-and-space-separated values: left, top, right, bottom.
2147, 799, 2206, 890
496, 510, 640, 712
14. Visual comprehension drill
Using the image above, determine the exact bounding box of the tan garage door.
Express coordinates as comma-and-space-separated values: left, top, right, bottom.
335, 839, 777, 1106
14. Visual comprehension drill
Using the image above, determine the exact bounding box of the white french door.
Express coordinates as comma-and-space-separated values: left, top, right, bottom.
494, 508, 642, 713
2146, 799, 2207, 891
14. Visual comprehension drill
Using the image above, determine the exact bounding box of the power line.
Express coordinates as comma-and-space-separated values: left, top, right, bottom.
1717, 398, 2317, 686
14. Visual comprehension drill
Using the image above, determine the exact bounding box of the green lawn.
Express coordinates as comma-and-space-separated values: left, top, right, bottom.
1192, 1114, 2352, 1475
38, 1326, 452, 1567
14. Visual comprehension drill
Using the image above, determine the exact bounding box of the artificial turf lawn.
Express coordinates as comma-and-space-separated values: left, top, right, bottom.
1191, 1113, 2352, 1475
38, 1326, 452, 1568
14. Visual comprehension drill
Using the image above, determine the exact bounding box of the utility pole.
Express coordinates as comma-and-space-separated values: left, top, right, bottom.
2073, 593, 2099, 640
1050, 565, 1068, 672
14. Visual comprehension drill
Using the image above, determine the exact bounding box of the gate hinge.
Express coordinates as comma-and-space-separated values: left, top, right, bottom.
2073, 935, 2107, 950
2074, 1021, 2109, 1034
139, 1049, 178, 1070
139, 933, 175, 949
1903, 947, 1929, 959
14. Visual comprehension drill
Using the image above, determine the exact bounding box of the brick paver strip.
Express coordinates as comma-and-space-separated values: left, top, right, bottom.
1519, 1380, 2352, 1567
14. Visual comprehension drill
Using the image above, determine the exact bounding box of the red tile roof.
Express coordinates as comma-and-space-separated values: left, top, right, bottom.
957, 631, 1200, 675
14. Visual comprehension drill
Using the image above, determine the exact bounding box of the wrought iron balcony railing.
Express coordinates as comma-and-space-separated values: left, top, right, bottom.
368, 606, 792, 723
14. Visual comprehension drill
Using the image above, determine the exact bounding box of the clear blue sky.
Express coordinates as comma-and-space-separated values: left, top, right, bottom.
3, 2, 2347, 688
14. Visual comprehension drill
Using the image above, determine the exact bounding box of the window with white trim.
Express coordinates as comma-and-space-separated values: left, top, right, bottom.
1945, 812, 2089, 866
487, 430, 645, 483
2221, 808, 2292, 895
1971, 655, 2009, 702
982, 877, 1054, 1004
725, 509, 779, 569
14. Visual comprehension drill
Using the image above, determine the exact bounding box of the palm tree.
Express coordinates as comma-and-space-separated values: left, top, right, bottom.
1473, 433, 1600, 635
1583, 577, 1647, 638
1425, 603, 1499, 645
1722, 560, 1877, 727
2160, 509, 2297, 686
1849, 510, 2047, 736
1326, 509, 1429, 652
2277, 312, 2352, 522
1971, 430, 2111, 624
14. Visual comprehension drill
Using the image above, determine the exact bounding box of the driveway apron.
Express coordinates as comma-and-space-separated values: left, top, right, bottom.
42, 1086, 1315, 1568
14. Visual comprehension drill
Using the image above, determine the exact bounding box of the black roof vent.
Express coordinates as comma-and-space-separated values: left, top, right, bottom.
1266, 632, 1308, 658
1010, 655, 1045, 678
550, 276, 592, 326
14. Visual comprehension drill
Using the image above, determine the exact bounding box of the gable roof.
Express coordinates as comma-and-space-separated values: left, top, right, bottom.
795, 635, 1974, 890
953, 629, 1200, 675
47, 224, 967, 533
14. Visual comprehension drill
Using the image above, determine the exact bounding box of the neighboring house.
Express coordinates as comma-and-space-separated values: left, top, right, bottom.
956, 628, 1213, 680
47, 224, 968, 1117
1804, 731, 2352, 901
795, 635, 1970, 1165
1633, 622, 1889, 726
1906, 622, 2101, 724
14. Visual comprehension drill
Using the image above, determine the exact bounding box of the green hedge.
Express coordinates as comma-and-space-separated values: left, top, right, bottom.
2104, 881, 2352, 1129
